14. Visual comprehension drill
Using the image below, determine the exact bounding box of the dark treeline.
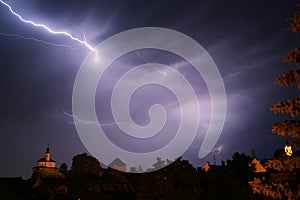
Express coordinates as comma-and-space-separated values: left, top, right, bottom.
0, 151, 275, 200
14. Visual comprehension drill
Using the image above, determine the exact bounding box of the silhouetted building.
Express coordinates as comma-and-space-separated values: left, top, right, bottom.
32, 145, 59, 179
249, 158, 266, 173
109, 158, 126, 172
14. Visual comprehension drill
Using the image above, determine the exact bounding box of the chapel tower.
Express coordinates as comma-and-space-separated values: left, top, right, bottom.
32, 144, 60, 179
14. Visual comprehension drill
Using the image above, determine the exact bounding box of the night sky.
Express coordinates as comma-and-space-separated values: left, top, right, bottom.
0, 0, 299, 178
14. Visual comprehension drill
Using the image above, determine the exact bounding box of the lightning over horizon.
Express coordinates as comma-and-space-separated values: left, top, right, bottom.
63, 109, 129, 128
0, 0, 95, 51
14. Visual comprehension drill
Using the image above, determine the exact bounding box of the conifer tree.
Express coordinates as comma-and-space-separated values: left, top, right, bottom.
249, 4, 300, 199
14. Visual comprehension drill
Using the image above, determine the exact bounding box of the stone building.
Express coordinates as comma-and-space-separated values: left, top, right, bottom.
32, 145, 60, 179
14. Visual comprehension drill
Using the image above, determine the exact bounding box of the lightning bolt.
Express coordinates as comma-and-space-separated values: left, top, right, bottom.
169, 55, 175, 67
63, 109, 100, 125
212, 146, 223, 154
63, 109, 128, 127
136, 51, 167, 76
0, 0, 95, 51
0, 32, 77, 50
202, 145, 223, 154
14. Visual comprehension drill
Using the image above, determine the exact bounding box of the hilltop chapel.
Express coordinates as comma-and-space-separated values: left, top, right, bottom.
32, 144, 60, 179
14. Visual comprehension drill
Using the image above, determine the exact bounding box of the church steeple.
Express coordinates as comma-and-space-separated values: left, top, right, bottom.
45, 143, 51, 162
32, 144, 59, 179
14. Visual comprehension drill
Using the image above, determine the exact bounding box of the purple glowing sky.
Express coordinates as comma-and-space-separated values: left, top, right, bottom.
0, 0, 299, 177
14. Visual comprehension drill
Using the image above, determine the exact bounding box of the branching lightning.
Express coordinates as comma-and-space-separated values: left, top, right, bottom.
136, 50, 148, 64
63, 109, 128, 127
212, 146, 223, 154
0, 0, 95, 51
0, 32, 77, 50
63, 109, 99, 125
202, 145, 223, 154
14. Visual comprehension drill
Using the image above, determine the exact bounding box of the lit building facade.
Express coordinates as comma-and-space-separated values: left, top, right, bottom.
32, 145, 60, 179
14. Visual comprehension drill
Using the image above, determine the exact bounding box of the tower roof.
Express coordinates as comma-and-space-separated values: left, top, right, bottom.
36, 144, 56, 162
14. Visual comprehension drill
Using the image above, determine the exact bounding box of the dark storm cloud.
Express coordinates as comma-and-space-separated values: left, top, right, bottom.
0, 0, 298, 177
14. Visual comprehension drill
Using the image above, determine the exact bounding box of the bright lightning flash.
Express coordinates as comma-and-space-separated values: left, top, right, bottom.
0, 0, 96, 52
202, 145, 223, 154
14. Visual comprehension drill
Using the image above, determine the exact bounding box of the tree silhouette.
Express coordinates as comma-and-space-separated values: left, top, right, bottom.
226, 152, 252, 181
59, 162, 68, 176
272, 148, 287, 160
270, 4, 300, 147
71, 153, 101, 175
136, 157, 198, 199
152, 157, 166, 170
249, 4, 300, 199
